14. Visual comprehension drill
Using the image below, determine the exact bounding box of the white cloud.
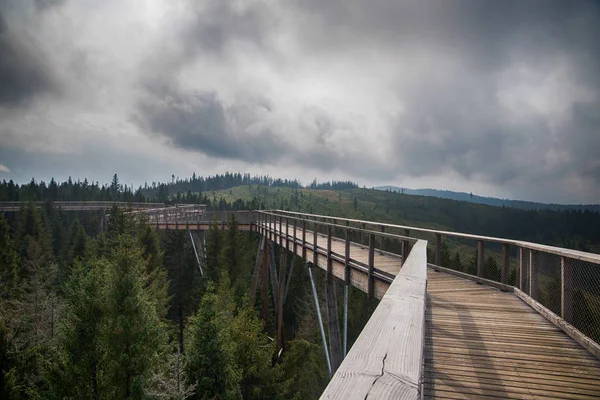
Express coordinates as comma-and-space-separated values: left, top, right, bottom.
0, 164, 10, 173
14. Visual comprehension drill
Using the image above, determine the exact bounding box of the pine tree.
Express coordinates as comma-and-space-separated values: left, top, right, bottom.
0, 215, 19, 297
145, 349, 197, 400
185, 282, 241, 400
51, 259, 106, 399
138, 225, 170, 317
101, 236, 168, 399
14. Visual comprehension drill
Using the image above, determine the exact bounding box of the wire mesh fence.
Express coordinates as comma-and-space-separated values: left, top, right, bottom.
258, 210, 600, 348
571, 258, 600, 344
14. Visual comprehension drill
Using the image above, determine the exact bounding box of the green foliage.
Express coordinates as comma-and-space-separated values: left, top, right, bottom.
279, 340, 328, 400
101, 236, 169, 399
0, 215, 19, 296
50, 259, 106, 399
185, 282, 241, 400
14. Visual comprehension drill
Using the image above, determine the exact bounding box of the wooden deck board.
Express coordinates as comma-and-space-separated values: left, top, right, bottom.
425, 268, 600, 399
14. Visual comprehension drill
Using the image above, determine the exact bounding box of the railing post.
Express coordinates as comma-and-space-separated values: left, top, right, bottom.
293, 218, 298, 255
435, 233, 442, 266
285, 217, 289, 251
302, 220, 307, 260
361, 223, 366, 246
561, 256, 573, 323
380, 225, 385, 253
402, 229, 410, 266
519, 247, 527, 291
327, 226, 332, 278
313, 227, 318, 267
368, 234, 375, 298
477, 240, 485, 277
529, 250, 537, 299
502, 243, 510, 284
279, 215, 283, 247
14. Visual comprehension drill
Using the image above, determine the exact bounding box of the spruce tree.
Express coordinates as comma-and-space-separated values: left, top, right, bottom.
51, 259, 106, 399
185, 282, 241, 400
0, 215, 19, 297
101, 235, 168, 399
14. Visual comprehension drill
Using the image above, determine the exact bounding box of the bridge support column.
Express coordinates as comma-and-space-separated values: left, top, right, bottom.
262, 238, 269, 329
308, 263, 332, 377
326, 277, 343, 373
344, 231, 350, 357
277, 248, 287, 350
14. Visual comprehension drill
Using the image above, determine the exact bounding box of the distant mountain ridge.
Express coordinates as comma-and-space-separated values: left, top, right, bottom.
374, 186, 600, 212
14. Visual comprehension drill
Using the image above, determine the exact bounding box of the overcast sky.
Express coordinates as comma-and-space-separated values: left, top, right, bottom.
1, 0, 599, 203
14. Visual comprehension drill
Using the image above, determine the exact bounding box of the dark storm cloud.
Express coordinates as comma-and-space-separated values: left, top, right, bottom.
134, 79, 394, 179
289, 0, 600, 188
135, 80, 289, 163
0, 9, 56, 106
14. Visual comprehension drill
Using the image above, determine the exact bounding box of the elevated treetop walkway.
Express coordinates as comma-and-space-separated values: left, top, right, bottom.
2, 202, 599, 398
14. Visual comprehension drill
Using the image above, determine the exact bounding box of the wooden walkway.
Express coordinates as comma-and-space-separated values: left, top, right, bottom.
262, 222, 404, 298
424, 268, 600, 399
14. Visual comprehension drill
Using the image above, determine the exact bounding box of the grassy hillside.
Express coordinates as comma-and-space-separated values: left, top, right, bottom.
208, 185, 600, 252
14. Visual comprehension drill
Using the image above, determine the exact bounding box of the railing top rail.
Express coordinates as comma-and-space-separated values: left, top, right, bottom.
258, 210, 417, 243
260, 209, 600, 264
321, 239, 427, 398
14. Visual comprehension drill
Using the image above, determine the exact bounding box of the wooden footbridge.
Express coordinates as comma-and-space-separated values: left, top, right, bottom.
3, 202, 600, 398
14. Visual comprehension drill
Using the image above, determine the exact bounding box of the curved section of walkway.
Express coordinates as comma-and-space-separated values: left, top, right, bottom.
424, 268, 600, 399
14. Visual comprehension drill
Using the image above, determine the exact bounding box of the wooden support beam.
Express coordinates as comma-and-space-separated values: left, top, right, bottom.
561, 256, 573, 323
250, 236, 265, 306
261, 237, 269, 328
277, 248, 287, 350
529, 249, 538, 299
477, 240, 485, 278
326, 278, 343, 373
368, 234, 375, 298
502, 243, 510, 284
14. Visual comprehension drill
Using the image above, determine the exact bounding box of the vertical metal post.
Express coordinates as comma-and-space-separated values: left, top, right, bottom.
368, 234, 375, 298
502, 243, 510, 284
477, 240, 485, 278
189, 230, 203, 277
529, 250, 538, 299
561, 256, 573, 323
435, 233, 442, 266
308, 264, 332, 377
